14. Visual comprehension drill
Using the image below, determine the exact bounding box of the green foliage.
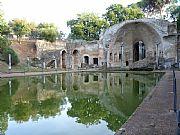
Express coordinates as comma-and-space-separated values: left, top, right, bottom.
9, 19, 31, 43
2, 47, 19, 65
103, 4, 125, 26
103, 4, 144, 26
124, 5, 145, 20
67, 13, 109, 41
0, 8, 19, 65
67, 97, 107, 125
0, 10, 10, 36
137, 0, 177, 17
0, 36, 10, 49
166, 5, 180, 31
0, 22, 10, 36
38, 23, 59, 42
0, 36, 19, 65
28, 22, 38, 39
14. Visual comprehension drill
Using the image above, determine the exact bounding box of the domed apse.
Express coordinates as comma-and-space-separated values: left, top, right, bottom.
109, 22, 161, 67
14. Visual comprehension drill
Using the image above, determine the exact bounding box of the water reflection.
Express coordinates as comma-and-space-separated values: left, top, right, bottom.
0, 72, 164, 135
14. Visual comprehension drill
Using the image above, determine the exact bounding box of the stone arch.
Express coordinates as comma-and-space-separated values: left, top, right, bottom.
72, 49, 79, 69
62, 50, 66, 68
106, 20, 162, 68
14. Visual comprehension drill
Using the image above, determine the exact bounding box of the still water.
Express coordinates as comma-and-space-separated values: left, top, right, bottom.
0, 72, 163, 135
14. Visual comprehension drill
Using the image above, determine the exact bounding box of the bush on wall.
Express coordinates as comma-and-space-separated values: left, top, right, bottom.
0, 36, 19, 65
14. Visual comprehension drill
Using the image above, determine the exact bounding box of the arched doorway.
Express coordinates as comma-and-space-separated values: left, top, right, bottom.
62, 50, 66, 68
72, 50, 79, 69
84, 56, 89, 65
133, 41, 146, 62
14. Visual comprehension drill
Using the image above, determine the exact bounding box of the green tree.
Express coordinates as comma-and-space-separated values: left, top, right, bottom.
167, 4, 180, 31
9, 19, 30, 43
67, 13, 109, 41
103, 4, 144, 26
0, 7, 19, 65
103, 4, 125, 26
28, 22, 38, 39
124, 4, 145, 20
38, 23, 59, 42
0, 9, 10, 36
137, 0, 177, 18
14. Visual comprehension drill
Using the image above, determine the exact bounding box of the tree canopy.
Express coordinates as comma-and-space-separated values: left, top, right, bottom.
38, 23, 59, 42
9, 19, 30, 43
137, 0, 177, 17
103, 4, 145, 26
67, 13, 109, 41
0, 10, 10, 36
0, 9, 19, 65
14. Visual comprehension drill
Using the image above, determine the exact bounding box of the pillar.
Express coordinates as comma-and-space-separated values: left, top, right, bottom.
121, 42, 124, 68
8, 54, 11, 71
156, 43, 159, 67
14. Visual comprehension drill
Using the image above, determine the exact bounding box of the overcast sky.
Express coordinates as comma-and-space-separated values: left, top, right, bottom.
1, 0, 141, 34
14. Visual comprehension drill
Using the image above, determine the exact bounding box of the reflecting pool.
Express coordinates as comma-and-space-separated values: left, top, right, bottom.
0, 72, 164, 135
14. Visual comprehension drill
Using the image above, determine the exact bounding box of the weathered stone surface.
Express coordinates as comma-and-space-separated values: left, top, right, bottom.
12, 19, 178, 70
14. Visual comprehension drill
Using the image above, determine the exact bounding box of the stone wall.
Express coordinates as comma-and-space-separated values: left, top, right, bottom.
100, 19, 178, 69
13, 19, 178, 70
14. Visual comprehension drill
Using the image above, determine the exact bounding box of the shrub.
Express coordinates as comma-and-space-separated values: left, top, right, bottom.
2, 47, 19, 65
0, 36, 19, 65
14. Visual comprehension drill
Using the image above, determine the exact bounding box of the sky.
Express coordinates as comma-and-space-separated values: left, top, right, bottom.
1, 0, 141, 34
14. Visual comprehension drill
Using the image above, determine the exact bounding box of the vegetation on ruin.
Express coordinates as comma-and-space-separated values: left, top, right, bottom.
37, 23, 59, 42
0, 10, 19, 65
0, 0, 179, 68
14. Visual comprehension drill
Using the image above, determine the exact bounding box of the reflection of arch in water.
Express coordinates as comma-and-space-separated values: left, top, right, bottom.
62, 50, 66, 68
62, 73, 67, 90
84, 75, 89, 83
133, 79, 146, 97
73, 74, 80, 91
72, 49, 79, 69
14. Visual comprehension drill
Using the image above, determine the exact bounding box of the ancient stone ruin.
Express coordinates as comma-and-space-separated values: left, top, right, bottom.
23, 18, 179, 70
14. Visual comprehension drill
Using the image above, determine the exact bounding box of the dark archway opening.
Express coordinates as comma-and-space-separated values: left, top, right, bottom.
84, 56, 89, 64
46, 60, 55, 68
93, 58, 98, 65
62, 50, 66, 68
133, 41, 145, 62
73, 50, 79, 68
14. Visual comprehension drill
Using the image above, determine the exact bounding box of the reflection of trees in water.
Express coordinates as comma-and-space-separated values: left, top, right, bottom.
0, 78, 65, 124
0, 72, 164, 133
67, 97, 107, 126
0, 114, 8, 134
103, 113, 126, 131
9, 97, 64, 123
0, 79, 19, 134
67, 95, 127, 131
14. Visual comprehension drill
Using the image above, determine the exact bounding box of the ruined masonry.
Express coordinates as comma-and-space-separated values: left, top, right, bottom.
24, 18, 179, 70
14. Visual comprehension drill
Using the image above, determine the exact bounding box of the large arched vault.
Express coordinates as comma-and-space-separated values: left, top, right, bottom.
99, 19, 177, 69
